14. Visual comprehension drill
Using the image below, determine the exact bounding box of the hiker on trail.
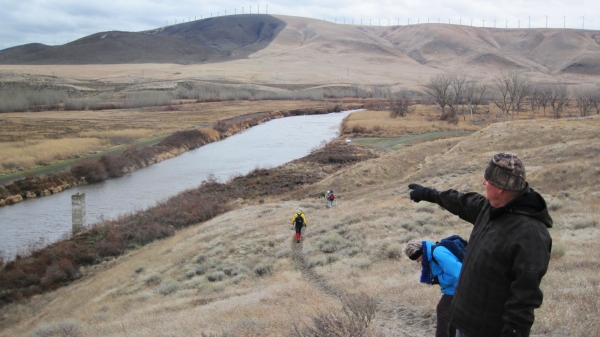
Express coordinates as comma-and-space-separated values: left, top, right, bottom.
292, 208, 307, 243
408, 152, 553, 337
326, 189, 335, 208
404, 239, 462, 337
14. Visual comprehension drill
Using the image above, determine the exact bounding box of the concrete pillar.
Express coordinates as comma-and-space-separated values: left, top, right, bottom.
72, 193, 86, 234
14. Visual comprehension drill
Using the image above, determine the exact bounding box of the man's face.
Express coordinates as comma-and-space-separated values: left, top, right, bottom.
416, 255, 423, 263
483, 178, 502, 207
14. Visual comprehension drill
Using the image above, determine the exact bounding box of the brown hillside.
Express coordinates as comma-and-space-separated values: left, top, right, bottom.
0, 15, 287, 65
1, 115, 598, 336
2, 15, 600, 86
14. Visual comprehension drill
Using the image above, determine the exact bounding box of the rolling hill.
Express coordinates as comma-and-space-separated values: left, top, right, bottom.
1, 14, 600, 79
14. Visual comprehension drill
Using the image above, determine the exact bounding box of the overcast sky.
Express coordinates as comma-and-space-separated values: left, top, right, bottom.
1, 0, 599, 50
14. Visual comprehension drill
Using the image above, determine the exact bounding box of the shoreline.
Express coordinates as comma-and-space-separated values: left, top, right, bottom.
0, 103, 362, 207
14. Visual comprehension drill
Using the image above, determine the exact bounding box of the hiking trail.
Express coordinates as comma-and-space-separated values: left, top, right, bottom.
290, 232, 434, 336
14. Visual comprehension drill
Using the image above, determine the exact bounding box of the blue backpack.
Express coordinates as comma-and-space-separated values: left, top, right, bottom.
431, 235, 468, 264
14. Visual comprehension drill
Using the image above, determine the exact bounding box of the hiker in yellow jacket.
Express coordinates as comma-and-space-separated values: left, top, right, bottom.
292, 208, 307, 243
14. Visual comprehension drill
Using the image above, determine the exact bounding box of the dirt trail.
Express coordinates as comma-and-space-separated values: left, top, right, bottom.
290, 231, 433, 336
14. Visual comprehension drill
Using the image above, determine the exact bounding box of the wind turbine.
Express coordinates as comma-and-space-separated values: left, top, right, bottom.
528, 16, 531, 28
518, 19, 521, 28
471, 18, 473, 26
506, 20, 509, 28
581, 16, 585, 29
494, 18, 496, 28
545, 15, 548, 28
563, 14, 566, 28
459, 17, 462, 25
482, 19, 485, 27
417, 17, 419, 24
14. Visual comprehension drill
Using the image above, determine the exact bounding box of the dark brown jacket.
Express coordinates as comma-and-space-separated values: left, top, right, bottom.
425, 184, 552, 337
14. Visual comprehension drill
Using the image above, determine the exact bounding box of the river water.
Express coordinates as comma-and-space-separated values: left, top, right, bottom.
0, 110, 356, 257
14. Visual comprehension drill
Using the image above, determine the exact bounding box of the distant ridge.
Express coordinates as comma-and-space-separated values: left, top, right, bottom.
1, 14, 600, 76
0, 15, 286, 65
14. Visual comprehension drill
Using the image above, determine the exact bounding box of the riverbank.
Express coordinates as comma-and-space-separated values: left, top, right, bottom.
0, 102, 360, 207
0, 138, 377, 307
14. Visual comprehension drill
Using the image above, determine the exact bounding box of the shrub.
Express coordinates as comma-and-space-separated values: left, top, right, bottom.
71, 161, 108, 183
307, 255, 328, 268
417, 224, 442, 235
207, 271, 225, 282
194, 264, 209, 275
412, 214, 433, 226
31, 319, 82, 337
415, 203, 436, 213
548, 199, 564, 211
145, 273, 161, 286
254, 263, 273, 277
317, 234, 349, 253
293, 292, 378, 337
340, 246, 362, 257
385, 243, 403, 260
551, 245, 566, 259
348, 258, 372, 269
158, 279, 178, 295
573, 219, 597, 230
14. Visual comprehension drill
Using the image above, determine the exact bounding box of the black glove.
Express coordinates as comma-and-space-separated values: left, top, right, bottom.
408, 183, 431, 203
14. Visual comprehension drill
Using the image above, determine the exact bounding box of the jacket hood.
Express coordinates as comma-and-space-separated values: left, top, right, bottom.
502, 183, 553, 229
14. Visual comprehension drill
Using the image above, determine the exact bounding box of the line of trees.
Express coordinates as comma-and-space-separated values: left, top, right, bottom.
423, 71, 600, 121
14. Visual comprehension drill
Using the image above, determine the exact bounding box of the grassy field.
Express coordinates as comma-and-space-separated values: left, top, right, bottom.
1, 106, 598, 336
0, 99, 345, 176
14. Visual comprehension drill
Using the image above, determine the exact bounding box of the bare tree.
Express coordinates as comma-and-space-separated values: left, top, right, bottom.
450, 72, 468, 117
389, 91, 415, 118
423, 74, 454, 119
546, 83, 570, 118
590, 90, 600, 115
464, 81, 489, 119
573, 86, 596, 117
492, 71, 530, 120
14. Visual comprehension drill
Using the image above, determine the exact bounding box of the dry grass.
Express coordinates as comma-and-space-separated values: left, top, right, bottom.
0, 138, 106, 172
342, 107, 479, 137
0, 99, 347, 175
1, 112, 599, 336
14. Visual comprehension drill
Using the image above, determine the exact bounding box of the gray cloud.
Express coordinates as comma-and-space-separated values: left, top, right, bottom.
1, 0, 598, 50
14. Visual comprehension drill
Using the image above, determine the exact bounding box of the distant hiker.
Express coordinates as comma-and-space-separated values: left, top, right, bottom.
292, 208, 307, 243
404, 239, 462, 337
326, 189, 335, 208
408, 152, 553, 337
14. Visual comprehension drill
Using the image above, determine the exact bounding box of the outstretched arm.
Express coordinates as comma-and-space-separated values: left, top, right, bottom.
408, 184, 487, 225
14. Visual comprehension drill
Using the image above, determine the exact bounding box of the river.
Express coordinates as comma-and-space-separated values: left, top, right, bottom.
0, 110, 356, 257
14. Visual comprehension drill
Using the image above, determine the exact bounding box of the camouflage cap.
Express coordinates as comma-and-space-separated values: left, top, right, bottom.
484, 152, 526, 192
